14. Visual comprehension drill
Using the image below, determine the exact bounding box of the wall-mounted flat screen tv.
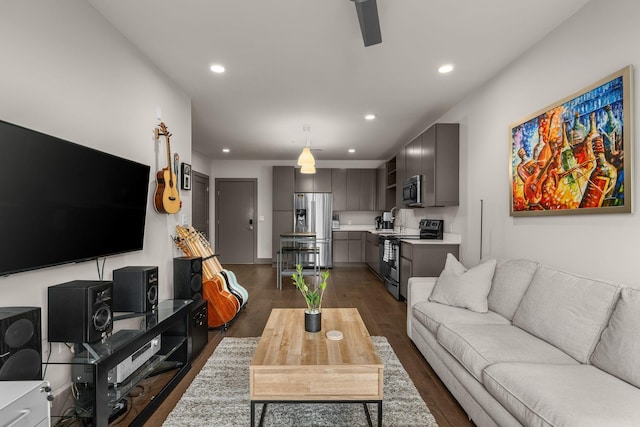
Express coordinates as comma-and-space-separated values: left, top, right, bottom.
0, 120, 151, 276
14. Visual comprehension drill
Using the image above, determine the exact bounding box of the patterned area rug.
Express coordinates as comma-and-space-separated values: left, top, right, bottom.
163, 336, 438, 427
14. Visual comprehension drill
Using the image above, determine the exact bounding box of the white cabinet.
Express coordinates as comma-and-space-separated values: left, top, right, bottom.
0, 381, 52, 427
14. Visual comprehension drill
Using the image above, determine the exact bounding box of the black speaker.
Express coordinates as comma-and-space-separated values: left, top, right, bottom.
48, 281, 113, 344
112, 266, 159, 313
0, 307, 42, 381
173, 257, 203, 300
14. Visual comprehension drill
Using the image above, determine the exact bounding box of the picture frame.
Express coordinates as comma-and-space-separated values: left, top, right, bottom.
510, 65, 632, 217
181, 162, 192, 190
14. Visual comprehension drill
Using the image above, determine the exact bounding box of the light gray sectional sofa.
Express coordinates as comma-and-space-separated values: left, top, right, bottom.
406, 256, 640, 427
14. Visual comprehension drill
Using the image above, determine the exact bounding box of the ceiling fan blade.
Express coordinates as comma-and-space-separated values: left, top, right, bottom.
353, 0, 382, 47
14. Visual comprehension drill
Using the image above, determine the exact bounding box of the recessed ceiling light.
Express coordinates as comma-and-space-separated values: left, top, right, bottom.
438, 64, 454, 74
222, 148, 230, 153
365, 114, 376, 120
210, 64, 226, 74
348, 149, 356, 153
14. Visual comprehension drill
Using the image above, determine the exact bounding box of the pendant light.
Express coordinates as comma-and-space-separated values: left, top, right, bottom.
297, 124, 316, 173
300, 163, 316, 174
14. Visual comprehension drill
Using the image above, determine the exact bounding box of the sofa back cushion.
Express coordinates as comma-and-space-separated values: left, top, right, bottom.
591, 287, 640, 388
512, 266, 620, 363
487, 258, 539, 320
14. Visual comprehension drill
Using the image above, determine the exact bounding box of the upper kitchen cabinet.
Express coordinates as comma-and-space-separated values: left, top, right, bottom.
360, 169, 376, 211
331, 169, 347, 211
294, 168, 314, 192
273, 166, 295, 210
346, 169, 362, 210
294, 168, 332, 192
344, 169, 376, 211
314, 168, 332, 192
405, 134, 423, 179
422, 123, 459, 206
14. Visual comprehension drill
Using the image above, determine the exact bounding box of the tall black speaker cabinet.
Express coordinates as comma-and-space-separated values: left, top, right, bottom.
173, 257, 203, 300
0, 307, 42, 381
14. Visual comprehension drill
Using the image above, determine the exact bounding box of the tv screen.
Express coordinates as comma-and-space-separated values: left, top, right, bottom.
0, 120, 151, 276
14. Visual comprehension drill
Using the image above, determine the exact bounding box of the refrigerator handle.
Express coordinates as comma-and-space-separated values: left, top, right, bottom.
309, 200, 316, 232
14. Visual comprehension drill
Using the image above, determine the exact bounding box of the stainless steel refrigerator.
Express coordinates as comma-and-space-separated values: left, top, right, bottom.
293, 193, 333, 268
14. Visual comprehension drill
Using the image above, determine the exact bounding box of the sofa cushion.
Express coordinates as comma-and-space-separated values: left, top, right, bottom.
437, 323, 577, 382
412, 301, 510, 335
591, 287, 640, 388
483, 363, 640, 427
512, 266, 620, 363
487, 258, 539, 320
429, 253, 497, 313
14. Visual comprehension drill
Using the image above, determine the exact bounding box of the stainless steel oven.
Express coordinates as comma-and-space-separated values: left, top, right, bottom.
379, 235, 401, 300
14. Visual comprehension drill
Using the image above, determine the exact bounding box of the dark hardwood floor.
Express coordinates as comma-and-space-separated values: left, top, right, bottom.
145, 264, 474, 427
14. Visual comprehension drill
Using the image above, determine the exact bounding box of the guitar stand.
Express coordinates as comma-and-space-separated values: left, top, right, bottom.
209, 322, 230, 332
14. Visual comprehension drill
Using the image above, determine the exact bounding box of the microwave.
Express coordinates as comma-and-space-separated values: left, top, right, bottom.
402, 175, 422, 207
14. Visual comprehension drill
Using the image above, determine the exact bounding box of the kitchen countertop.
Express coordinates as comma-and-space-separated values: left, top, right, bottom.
332, 225, 461, 245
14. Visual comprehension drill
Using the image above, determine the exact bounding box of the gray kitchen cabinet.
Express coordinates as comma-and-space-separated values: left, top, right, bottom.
273, 166, 295, 210
399, 242, 459, 299
405, 134, 422, 179
347, 231, 364, 263
422, 123, 459, 206
400, 251, 412, 300
295, 167, 332, 192
346, 169, 362, 210
333, 231, 365, 263
344, 169, 376, 211
332, 231, 349, 263
360, 169, 376, 211
314, 168, 332, 192
294, 168, 314, 192
272, 210, 293, 262
331, 169, 347, 211
366, 232, 380, 277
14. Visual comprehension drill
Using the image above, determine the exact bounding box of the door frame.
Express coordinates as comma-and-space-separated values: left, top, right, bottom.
214, 178, 258, 264
192, 170, 210, 239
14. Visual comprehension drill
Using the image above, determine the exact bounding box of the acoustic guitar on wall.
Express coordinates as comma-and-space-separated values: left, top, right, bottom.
154, 122, 181, 214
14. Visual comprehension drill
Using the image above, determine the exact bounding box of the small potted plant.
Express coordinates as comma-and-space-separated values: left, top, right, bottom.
291, 264, 329, 332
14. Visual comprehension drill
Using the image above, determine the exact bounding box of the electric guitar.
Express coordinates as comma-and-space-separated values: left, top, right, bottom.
153, 122, 181, 214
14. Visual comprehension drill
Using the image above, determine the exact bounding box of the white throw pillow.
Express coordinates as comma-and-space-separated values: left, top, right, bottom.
429, 253, 497, 313
591, 287, 640, 388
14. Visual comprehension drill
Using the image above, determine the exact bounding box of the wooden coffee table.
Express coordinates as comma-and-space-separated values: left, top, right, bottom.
250, 308, 383, 426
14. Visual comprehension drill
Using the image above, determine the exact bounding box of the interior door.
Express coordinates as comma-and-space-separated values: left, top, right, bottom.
192, 171, 210, 239
215, 179, 257, 264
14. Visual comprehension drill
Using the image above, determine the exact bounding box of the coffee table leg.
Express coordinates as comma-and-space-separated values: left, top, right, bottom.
258, 403, 268, 427
378, 401, 382, 427
362, 403, 373, 427
251, 401, 255, 427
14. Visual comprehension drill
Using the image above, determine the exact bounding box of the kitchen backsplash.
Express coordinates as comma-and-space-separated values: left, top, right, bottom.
335, 208, 450, 232
333, 211, 378, 226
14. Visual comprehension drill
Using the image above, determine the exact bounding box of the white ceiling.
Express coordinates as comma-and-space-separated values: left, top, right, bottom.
88, 0, 591, 161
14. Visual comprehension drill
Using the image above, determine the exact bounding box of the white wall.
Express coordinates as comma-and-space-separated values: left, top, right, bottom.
0, 1, 191, 391
431, 0, 640, 286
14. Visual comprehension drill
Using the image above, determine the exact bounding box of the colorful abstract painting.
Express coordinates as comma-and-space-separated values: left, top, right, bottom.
510, 66, 632, 216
